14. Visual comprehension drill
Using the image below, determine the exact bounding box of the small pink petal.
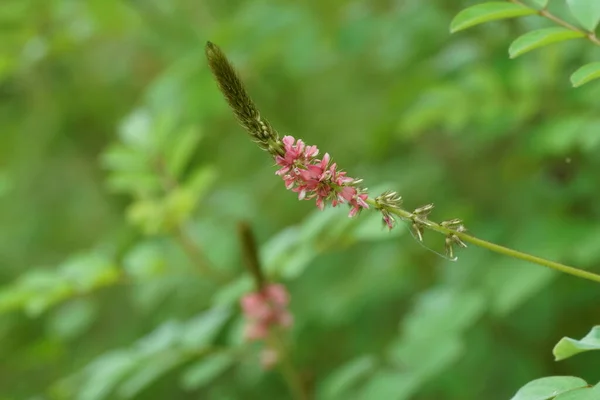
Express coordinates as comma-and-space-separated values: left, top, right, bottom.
282, 136, 295, 147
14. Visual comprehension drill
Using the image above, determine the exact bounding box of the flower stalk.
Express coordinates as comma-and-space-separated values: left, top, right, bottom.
207, 41, 600, 285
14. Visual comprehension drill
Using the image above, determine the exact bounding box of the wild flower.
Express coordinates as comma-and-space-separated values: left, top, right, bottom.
274, 135, 369, 216
241, 283, 293, 340
240, 283, 293, 368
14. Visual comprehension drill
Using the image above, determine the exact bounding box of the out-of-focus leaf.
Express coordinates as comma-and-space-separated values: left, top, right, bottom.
48, 299, 97, 340
263, 227, 301, 275
566, 0, 600, 31
529, 0, 549, 8
358, 370, 422, 400
279, 245, 316, 279
183, 166, 217, 198
510, 376, 588, 400
553, 326, 600, 361
106, 172, 162, 196
118, 108, 154, 151
486, 262, 555, 316
101, 145, 149, 174
78, 350, 138, 400
318, 355, 377, 399
165, 127, 202, 178
0, 252, 119, 316
123, 242, 168, 279
570, 62, 600, 87
450, 2, 536, 33
212, 276, 253, 306
118, 351, 186, 399
180, 307, 232, 349
180, 352, 234, 391
508, 28, 585, 59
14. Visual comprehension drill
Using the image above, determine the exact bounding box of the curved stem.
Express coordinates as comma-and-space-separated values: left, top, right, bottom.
365, 198, 600, 284
510, 0, 600, 46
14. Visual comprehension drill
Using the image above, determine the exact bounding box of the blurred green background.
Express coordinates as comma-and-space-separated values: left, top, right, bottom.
2, 0, 600, 399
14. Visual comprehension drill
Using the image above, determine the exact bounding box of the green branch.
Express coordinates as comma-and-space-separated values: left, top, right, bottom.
509, 0, 600, 46
366, 198, 600, 284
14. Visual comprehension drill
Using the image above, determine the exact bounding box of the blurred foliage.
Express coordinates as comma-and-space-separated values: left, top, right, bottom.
1, 0, 600, 399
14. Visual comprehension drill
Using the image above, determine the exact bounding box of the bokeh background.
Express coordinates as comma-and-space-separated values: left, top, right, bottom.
1, 0, 600, 399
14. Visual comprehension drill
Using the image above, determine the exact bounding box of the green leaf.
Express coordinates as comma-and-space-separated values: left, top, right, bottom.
553, 326, 600, 361
180, 352, 234, 391
567, 0, 600, 31
450, 2, 536, 33
511, 376, 588, 400
318, 355, 377, 399
118, 351, 186, 399
180, 307, 232, 350
165, 127, 202, 178
509, 28, 585, 59
570, 62, 600, 87
555, 384, 600, 400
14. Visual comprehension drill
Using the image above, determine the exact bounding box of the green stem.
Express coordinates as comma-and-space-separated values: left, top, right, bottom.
365, 198, 600, 284
268, 330, 308, 400
509, 0, 600, 46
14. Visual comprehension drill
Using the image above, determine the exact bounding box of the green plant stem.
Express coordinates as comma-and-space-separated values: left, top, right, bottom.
268, 330, 308, 400
153, 157, 227, 280
509, 0, 600, 46
365, 198, 600, 284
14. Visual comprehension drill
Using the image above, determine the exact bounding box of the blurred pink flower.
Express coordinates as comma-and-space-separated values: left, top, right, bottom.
240, 283, 293, 342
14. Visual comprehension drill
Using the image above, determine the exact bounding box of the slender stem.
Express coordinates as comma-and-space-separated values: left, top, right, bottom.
365, 198, 600, 284
174, 225, 220, 278
150, 156, 227, 279
268, 330, 309, 400
510, 0, 600, 46
237, 221, 266, 290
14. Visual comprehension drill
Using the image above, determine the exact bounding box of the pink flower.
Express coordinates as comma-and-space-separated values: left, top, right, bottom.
240, 283, 293, 343
274, 136, 369, 216
382, 213, 395, 230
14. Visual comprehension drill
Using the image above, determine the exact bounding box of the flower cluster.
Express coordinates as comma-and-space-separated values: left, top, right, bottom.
274, 136, 369, 217
241, 283, 293, 340
240, 283, 293, 368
